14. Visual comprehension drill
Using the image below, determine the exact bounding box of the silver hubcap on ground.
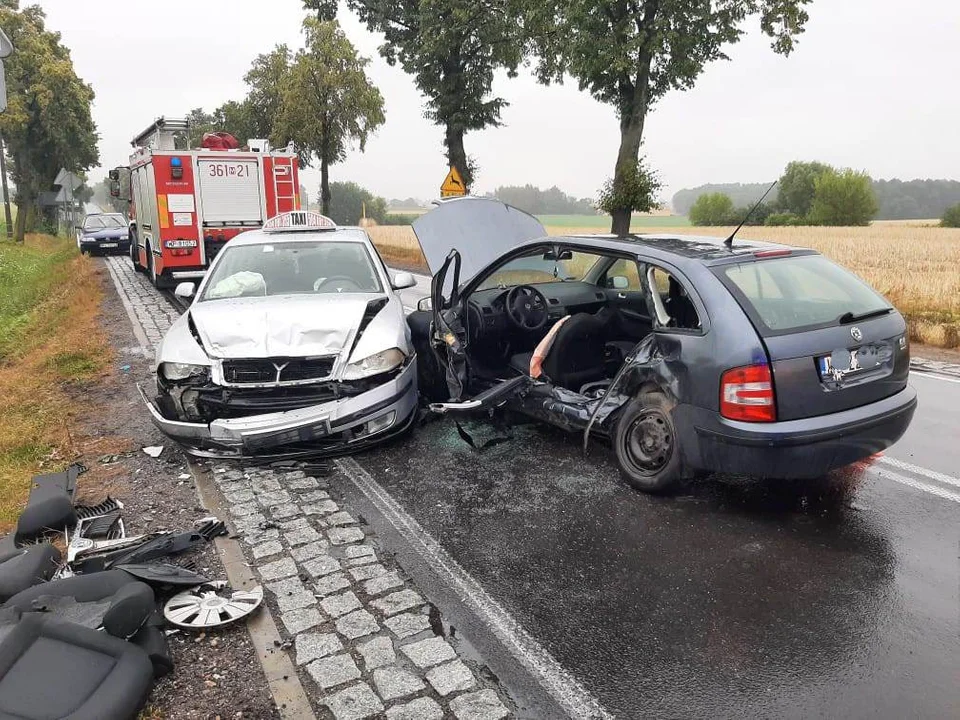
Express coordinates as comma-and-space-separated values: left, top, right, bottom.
163, 582, 263, 629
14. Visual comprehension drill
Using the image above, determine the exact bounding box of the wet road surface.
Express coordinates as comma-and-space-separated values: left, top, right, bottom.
350, 371, 959, 717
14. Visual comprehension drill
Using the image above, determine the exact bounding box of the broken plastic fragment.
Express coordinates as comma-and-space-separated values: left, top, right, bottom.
143, 446, 164, 458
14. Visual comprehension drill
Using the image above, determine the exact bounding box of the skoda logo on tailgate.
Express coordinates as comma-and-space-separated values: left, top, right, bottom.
850, 326, 863, 342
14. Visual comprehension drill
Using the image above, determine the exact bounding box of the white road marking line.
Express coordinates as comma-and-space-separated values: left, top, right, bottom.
336, 457, 613, 720
856, 462, 960, 504
910, 370, 960, 384
876, 456, 960, 490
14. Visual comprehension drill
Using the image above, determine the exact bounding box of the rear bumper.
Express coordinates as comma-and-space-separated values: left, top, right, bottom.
139, 358, 418, 458
684, 385, 918, 478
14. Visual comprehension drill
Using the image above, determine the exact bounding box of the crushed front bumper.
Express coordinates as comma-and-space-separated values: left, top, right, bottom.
139, 358, 418, 458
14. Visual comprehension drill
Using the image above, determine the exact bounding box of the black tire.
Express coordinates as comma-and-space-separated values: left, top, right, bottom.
146, 241, 157, 286
130, 229, 141, 272
614, 391, 682, 494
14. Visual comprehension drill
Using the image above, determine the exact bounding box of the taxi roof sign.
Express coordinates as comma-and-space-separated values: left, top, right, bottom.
440, 166, 466, 197
263, 211, 337, 232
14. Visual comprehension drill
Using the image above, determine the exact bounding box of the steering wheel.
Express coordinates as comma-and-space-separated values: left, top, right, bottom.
315, 275, 363, 293
505, 285, 549, 331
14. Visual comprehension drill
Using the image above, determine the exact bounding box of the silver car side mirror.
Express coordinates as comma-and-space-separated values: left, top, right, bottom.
391, 272, 417, 290
174, 282, 195, 299
610, 275, 630, 290
417, 297, 433, 312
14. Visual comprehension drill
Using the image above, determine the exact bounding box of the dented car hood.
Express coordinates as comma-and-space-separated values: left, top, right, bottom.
188, 294, 380, 359
412, 197, 547, 283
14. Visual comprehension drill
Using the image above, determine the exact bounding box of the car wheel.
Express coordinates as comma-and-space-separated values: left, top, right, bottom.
146, 241, 157, 285
130, 230, 142, 272
614, 391, 682, 494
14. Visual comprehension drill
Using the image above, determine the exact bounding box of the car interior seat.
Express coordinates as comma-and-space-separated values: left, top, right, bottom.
665, 276, 699, 329
511, 312, 609, 391
0, 611, 154, 720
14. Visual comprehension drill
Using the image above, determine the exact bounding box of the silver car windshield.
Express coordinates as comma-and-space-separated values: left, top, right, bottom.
200, 240, 383, 300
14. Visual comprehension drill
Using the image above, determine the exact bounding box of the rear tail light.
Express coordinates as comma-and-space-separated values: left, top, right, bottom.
720, 364, 776, 422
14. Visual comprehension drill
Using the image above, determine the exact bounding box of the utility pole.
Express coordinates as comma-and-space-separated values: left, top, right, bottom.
0, 28, 11, 240
0, 134, 11, 240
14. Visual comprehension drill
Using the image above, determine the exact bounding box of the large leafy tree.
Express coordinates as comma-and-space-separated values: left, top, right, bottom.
302, 0, 337, 21
347, 0, 524, 192
273, 18, 385, 214
0, 1, 99, 241
522, 0, 813, 235
244, 45, 293, 144
776, 160, 831, 216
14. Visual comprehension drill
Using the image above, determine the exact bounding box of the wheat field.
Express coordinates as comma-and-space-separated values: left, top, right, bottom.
368, 222, 960, 348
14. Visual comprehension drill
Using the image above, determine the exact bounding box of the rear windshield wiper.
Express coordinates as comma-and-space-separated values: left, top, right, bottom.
838, 307, 893, 324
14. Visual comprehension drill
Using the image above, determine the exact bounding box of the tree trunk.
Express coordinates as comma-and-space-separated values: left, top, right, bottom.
610, 109, 646, 236
320, 156, 330, 215
14, 198, 27, 243
610, 59, 652, 236
444, 123, 470, 193
320, 114, 331, 215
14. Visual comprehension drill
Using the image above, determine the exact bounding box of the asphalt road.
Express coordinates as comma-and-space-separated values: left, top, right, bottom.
352, 272, 960, 718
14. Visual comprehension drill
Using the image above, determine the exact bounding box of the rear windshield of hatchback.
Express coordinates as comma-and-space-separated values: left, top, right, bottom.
720, 254, 891, 334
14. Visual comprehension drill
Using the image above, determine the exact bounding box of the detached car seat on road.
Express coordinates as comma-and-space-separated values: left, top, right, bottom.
0, 544, 61, 603
0, 611, 154, 720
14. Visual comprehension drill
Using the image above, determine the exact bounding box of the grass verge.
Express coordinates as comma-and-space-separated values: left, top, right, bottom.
0, 235, 110, 531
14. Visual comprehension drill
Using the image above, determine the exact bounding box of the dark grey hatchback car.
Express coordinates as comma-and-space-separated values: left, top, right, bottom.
407, 198, 917, 493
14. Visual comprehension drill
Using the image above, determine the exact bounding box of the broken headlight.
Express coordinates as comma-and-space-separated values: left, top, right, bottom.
342, 348, 405, 381
161, 362, 210, 382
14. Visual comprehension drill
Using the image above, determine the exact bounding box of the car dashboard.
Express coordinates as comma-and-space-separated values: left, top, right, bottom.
467, 281, 609, 339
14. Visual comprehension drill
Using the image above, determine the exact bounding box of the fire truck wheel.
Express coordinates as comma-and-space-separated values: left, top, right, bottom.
130, 230, 141, 272
145, 242, 156, 285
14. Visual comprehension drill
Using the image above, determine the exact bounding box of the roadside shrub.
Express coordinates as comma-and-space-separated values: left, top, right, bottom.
807, 168, 878, 226
941, 203, 960, 228
689, 192, 734, 226
728, 202, 774, 226
765, 212, 807, 226
381, 213, 417, 226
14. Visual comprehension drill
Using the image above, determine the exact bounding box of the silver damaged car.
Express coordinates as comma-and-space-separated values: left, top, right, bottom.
139, 211, 419, 458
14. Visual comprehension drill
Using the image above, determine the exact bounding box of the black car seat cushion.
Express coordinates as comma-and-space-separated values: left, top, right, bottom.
130, 619, 174, 678
4, 569, 155, 639
0, 544, 61, 602
15, 491, 77, 545
0, 614, 153, 720
542, 312, 609, 390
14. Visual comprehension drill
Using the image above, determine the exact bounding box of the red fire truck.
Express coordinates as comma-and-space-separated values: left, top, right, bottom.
111, 117, 301, 288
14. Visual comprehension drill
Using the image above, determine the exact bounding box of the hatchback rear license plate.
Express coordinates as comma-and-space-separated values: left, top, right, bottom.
818, 345, 882, 380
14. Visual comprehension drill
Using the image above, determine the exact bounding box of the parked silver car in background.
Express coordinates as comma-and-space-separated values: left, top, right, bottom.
140, 211, 419, 459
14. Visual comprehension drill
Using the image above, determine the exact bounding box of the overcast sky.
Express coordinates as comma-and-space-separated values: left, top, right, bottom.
35, 0, 960, 205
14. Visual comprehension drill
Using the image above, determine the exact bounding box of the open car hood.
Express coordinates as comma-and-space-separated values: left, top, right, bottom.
412, 197, 546, 283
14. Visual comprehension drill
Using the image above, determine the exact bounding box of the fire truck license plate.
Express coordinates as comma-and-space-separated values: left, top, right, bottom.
206, 163, 253, 178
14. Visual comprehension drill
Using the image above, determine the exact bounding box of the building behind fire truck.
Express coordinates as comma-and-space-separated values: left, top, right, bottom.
114, 117, 301, 288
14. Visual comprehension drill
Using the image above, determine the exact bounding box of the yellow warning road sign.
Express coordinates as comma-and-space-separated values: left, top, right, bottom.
440, 166, 466, 197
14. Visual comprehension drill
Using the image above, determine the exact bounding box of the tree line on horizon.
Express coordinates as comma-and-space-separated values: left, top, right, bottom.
673, 174, 960, 222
